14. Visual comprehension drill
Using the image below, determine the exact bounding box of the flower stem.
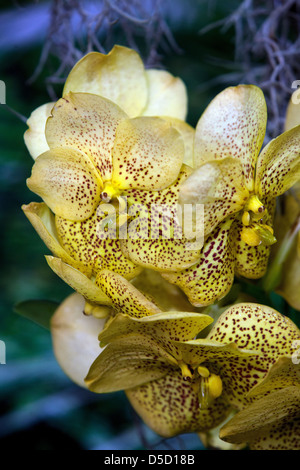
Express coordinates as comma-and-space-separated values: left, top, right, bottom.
262, 212, 300, 293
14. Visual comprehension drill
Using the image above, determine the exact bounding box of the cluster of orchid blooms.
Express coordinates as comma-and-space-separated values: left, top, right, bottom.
22, 45, 300, 450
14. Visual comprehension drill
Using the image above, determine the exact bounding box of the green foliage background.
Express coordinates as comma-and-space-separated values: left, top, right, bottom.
0, 0, 298, 450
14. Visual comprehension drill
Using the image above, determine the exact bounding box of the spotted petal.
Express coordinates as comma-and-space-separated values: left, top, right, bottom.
194, 85, 267, 191
46, 92, 127, 182
207, 303, 300, 407
126, 368, 231, 438
111, 116, 184, 191
122, 165, 202, 272
178, 158, 249, 237
55, 210, 141, 278
46, 256, 112, 305
85, 335, 176, 393
255, 125, 300, 199
63, 46, 148, 118
27, 147, 103, 221
22, 202, 91, 276
95, 269, 162, 317
219, 386, 300, 450
98, 311, 214, 348
162, 217, 235, 307
142, 69, 188, 120
24, 102, 54, 160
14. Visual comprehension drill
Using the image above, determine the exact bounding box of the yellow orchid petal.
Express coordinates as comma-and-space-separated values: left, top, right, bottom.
255, 125, 300, 199
95, 269, 162, 317
63, 45, 148, 118
24, 102, 54, 160
162, 217, 235, 307
159, 117, 194, 167
207, 303, 300, 406
131, 269, 197, 313
85, 335, 175, 393
142, 69, 188, 120
194, 85, 267, 191
122, 164, 201, 271
111, 116, 184, 191
248, 357, 300, 400
55, 209, 141, 278
98, 311, 214, 347
171, 338, 260, 407
21, 202, 91, 276
219, 386, 300, 450
232, 220, 272, 279
178, 158, 249, 237
126, 368, 231, 437
46, 256, 112, 305
46, 92, 127, 182
27, 147, 102, 221
284, 89, 300, 131
51, 293, 106, 387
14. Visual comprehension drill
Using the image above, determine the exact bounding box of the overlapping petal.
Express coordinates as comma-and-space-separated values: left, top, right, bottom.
24, 102, 54, 159
51, 293, 107, 387
63, 45, 148, 118
111, 116, 184, 191
121, 165, 201, 272
193, 85, 267, 191
162, 217, 235, 307
126, 369, 231, 437
178, 158, 249, 237
22, 202, 91, 276
142, 69, 187, 120
27, 147, 103, 221
55, 209, 141, 278
255, 125, 300, 199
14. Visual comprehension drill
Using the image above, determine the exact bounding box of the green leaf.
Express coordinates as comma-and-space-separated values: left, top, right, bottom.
13, 299, 59, 330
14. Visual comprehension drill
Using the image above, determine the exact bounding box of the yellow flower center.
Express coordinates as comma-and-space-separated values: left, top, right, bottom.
100, 182, 121, 203
179, 362, 223, 409
240, 194, 276, 247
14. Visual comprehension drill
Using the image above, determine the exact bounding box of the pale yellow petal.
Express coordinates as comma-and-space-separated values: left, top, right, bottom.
51, 293, 106, 387
24, 102, 54, 160
122, 164, 201, 272
126, 369, 231, 437
27, 147, 102, 221
22, 202, 91, 276
46, 92, 127, 182
194, 85, 267, 191
55, 209, 141, 278
63, 45, 148, 118
178, 158, 249, 237
95, 269, 162, 317
255, 125, 300, 199
208, 303, 300, 407
162, 217, 235, 307
142, 69, 188, 120
98, 311, 214, 347
85, 335, 174, 393
46, 256, 112, 305
111, 116, 184, 190
219, 386, 300, 450
277, 240, 300, 310
284, 89, 300, 131
131, 269, 198, 313
160, 117, 194, 167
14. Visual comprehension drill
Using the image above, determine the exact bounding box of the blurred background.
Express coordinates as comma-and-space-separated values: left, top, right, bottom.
0, 0, 299, 450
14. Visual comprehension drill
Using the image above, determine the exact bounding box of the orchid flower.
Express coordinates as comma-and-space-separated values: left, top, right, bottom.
159, 85, 300, 306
